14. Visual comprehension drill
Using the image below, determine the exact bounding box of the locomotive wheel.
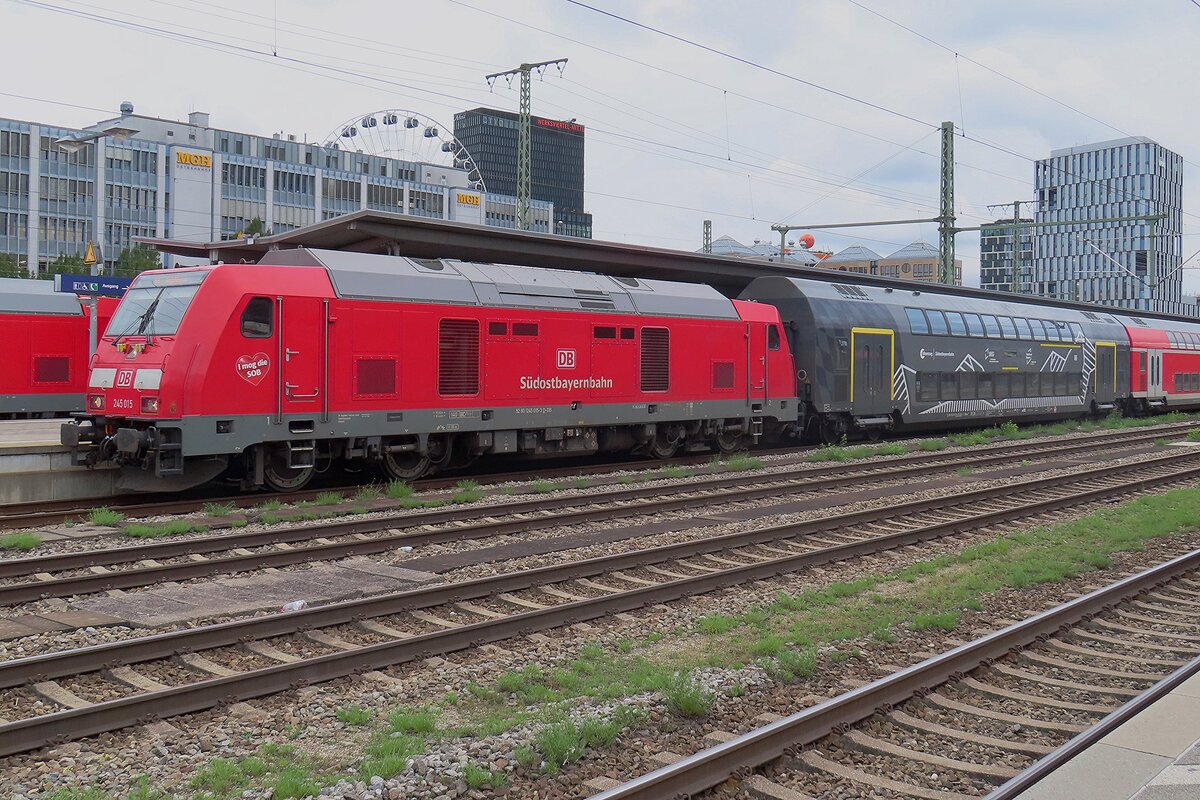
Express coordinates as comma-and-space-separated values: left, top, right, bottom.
647, 430, 680, 460
381, 449, 432, 482
714, 430, 745, 454
262, 451, 315, 492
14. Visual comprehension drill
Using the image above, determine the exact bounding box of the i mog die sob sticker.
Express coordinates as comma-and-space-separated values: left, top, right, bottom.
236, 353, 270, 386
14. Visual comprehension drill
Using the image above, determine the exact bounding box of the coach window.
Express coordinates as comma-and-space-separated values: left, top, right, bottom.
906, 308, 929, 334
981, 314, 1001, 337
768, 325, 781, 350
927, 310, 949, 335
1014, 318, 1034, 340
939, 372, 958, 400
946, 311, 967, 336
1041, 321, 1059, 342
998, 316, 1017, 339
1029, 319, 1047, 340
977, 373, 994, 398
964, 313, 984, 337
241, 296, 273, 337
1069, 322, 1085, 341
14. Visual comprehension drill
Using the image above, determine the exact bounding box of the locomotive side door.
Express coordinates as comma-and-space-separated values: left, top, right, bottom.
278, 296, 327, 420
746, 322, 768, 411
850, 327, 894, 414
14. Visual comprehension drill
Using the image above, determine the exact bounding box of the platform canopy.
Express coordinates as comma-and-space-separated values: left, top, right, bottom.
137, 210, 823, 297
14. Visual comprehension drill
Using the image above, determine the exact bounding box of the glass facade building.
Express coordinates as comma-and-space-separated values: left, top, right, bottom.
979, 218, 1034, 293
454, 108, 592, 238
1032, 136, 1183, 312
0, 106, 553, 274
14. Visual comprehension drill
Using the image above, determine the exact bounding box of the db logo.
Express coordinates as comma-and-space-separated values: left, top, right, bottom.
116, 369, 134, 388
556, 349, 576, 369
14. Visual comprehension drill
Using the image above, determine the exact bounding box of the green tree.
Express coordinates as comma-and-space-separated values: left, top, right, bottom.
113, 244, 162, 277
242, 216, 271, 237
39, 253, 87, 280
0, 253, 29, 279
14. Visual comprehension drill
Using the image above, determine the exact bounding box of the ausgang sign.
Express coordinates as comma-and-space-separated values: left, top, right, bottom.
176, 151, 212, 168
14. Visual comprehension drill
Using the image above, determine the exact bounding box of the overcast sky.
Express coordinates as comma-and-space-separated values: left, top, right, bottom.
3, 0, 1198, 292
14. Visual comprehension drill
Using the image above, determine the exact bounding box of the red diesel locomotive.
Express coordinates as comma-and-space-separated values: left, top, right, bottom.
61, 250, 794, 491
1, 277, 117, 418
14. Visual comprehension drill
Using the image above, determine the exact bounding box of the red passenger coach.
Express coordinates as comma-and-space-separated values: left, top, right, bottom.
1, 277, 117, 418
1120, 315, 1200, 413
63, 250, 797, 491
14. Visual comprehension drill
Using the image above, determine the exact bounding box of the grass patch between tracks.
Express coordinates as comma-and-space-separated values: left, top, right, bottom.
0, 532, 40, 550
808, 411, 1200, 464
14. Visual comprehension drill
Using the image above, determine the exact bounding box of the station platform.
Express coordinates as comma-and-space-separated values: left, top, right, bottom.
1016, 668, 1200, 800
0, 419, 117, 505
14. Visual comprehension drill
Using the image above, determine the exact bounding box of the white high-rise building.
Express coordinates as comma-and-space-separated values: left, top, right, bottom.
1032, 136, 1183, 312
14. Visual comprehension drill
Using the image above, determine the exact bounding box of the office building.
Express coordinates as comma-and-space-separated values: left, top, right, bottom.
1032, 136, 1183, 311
454, 107, 592, 238
979, 217, 1034, 293
0, 104, 552, 274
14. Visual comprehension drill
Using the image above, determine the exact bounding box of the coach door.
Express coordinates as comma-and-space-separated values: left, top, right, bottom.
850, 327, 894, 413
1095, 341, 1118, 400
277, 296, 328, 423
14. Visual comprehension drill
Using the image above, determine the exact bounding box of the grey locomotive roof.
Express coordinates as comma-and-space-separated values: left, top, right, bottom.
742, 276, 1127, 329
260, 248, 739, 319
0, 277, 83, 315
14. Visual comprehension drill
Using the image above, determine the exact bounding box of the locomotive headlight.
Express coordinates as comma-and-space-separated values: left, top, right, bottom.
88, 393, 105, 410
141, 396, 159, 414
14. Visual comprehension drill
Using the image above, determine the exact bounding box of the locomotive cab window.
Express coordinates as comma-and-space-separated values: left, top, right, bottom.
593, 326, 616, 339
768, 325, 781, 350
513, 323, 538, 337
240, 297, 273, 338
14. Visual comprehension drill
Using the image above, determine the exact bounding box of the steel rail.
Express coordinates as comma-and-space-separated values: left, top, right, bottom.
0, 421, 1191, 529
587, 548, 1200, 800
0, 425, 1183, 594
983, 654, 1200, 799
1, 458, 1198, 756
9, 455, 1196, 689
0, 446, 803, 529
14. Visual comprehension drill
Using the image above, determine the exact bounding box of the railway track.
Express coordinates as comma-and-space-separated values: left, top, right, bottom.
1, 448, 1199, 757
0, 426, 1188, 605
589, 548, 1200, 800
1, 420, 1193, 531
0, 447, 801, 531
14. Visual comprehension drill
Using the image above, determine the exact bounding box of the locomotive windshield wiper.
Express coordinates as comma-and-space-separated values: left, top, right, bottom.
112, 288, 164, 350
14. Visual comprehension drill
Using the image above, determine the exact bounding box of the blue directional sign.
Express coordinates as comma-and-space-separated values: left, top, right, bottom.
53, 273, 131, 297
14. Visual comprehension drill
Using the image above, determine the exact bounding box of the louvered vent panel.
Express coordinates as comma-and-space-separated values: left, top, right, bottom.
355, 358, 397, 396
34, 356, 69, 384
438, 319, 480, 395
832, 284, 870, 300
640, 327, 670, 392
712, 361, 734, 389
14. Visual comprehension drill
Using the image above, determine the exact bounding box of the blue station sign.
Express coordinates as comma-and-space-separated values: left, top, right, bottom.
53, 273, 131, 297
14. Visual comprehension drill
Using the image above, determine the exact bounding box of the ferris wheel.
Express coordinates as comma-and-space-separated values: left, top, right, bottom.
321, 110, 487, 192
